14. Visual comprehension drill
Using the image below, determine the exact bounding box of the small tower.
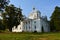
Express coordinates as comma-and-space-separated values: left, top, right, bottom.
33, 7, 35, 10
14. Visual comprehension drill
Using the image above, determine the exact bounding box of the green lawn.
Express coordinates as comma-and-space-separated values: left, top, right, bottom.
0, 32, 60, 40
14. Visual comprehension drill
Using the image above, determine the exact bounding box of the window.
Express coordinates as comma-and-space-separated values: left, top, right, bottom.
35, 25, 36, 29
34, 21, 36, 23
29, 21, 30, 24
29, 26, 30, 29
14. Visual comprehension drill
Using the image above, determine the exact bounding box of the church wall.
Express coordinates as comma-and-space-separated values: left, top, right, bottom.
26, 21, 31, 32
23, 22, 27, 32
41, 19, 50, 32
35, 19, 42, 32
23, 20, 32, 32
12, 19, 50, 32
30, 20, 34, 32
29, 20, 33, 32
30, 19, 42, 32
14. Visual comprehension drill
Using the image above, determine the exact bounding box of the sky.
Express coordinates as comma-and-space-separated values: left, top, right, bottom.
10, 0, 60, 20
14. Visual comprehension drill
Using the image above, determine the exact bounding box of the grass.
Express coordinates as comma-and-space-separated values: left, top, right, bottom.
0, 32, 60, 40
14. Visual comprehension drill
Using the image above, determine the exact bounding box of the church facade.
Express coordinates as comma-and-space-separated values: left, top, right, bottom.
12, 8, 50, 32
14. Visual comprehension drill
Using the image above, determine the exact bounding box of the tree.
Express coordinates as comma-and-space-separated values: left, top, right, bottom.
2, 4, 23, 31
0, 0, 9, 11
0, 19, 5, 30
50, 6, 60, 31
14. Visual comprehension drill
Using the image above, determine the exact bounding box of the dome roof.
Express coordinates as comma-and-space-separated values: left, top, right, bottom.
28, 8, 41, 19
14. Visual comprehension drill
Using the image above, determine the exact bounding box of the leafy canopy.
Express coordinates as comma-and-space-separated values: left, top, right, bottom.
2, 4, 23, 31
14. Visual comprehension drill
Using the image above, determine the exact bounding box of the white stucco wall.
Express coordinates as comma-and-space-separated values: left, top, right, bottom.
12, 22, 23, 32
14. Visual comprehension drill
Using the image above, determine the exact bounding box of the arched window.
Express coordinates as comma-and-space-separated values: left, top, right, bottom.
35, 25, 36, 29
29, 21, 30, 24
26, 22, 27, 24
29, 26, 30, 30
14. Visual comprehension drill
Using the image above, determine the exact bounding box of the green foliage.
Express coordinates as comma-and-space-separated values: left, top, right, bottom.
0, 19, 5, 30
50, 6, 60, 31
0, 0, 9, 11
2, 4, 23, 31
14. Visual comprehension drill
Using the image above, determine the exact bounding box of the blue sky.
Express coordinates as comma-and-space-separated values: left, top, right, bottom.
10, 0, 60, 20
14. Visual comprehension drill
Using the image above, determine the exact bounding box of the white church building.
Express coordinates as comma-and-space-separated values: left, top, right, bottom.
12, 8, 50, 32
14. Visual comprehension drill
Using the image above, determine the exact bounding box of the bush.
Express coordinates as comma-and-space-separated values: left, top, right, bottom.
0, 30, 4, 33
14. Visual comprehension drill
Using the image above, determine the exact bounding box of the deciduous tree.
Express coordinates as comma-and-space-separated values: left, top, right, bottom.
2, 4, 23, 31
50, 6, 60, 31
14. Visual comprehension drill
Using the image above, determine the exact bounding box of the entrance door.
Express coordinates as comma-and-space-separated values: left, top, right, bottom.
42, 26, 44, 32
34, 26, 37, 32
